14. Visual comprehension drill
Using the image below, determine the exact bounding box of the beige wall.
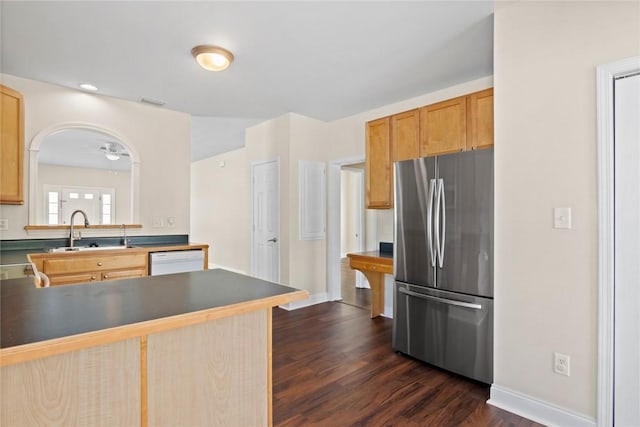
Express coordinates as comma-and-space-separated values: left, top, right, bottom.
191, 77, 492, 298
494, 0, 640, 418
191, 148, 250, 274
288, 114, 329, 295
0, 74, 191, 239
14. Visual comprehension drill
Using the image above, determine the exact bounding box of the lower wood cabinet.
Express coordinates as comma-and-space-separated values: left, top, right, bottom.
30, 250, 148, 286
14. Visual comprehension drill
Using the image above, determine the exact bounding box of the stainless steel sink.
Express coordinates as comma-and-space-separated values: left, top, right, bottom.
48, 245, 133, 253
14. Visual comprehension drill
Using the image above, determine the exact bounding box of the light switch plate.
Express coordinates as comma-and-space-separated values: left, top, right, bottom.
554, 207, 572, 229
0, 219, 8, 231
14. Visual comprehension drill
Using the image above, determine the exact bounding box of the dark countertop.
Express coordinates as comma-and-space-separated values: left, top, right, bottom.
0, 234, 199, 266
0, 250, 32, 265
1, 269, 305, 350
0, 243, 207, 266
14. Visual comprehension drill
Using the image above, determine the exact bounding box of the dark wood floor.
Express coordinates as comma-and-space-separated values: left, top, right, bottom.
272, 302, 543, 427
340, 257, 371, 310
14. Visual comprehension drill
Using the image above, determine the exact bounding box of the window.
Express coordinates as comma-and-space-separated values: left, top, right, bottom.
43, 185, 115, 225
102, 193, 112, 225
47, 191, 59, 225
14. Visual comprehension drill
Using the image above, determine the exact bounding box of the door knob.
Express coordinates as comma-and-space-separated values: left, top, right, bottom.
267, 238, 278, 243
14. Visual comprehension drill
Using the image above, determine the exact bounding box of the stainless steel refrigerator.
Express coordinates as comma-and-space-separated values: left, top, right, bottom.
393, 148, 493, 384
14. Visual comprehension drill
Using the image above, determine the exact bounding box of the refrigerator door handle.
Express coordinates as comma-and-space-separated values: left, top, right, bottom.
438, 178, 447, 268
427, 179, 437, 267
399, 287, 482, 310
434, 178, 446, 268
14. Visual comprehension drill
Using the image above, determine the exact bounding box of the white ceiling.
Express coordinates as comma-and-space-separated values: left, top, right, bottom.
39, 129, 132, 171
1, 1, 494, 161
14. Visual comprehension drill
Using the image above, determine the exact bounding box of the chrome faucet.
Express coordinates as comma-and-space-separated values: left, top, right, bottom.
69, 210, 90, 248
121, 224, 128, 247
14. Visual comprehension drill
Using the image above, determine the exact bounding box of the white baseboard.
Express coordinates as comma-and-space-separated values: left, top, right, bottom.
279, 292, 328, 311
488, 384, 596, 427
207, 263, 248, 275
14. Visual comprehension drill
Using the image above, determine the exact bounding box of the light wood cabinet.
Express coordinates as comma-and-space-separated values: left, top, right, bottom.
365, 110, 420, 208
364, 88, 494, 209
467, 88, 494, 150
365, 117, 393, 208
419, 95, 467, 156
30, 250, 148, 286
392, 109, 420, 161
0, 85, 24, 205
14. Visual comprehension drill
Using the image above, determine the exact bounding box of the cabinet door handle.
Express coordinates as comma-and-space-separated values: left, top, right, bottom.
91, 275, 97, 281
103, 274, 109, 280
97, 262, 103, 266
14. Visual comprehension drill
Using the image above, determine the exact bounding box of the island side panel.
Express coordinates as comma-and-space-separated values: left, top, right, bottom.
0, 338, 140, 426
147, 309, 269, 426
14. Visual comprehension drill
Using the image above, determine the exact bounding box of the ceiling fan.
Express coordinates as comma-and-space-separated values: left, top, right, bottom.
99, 142, 130, 161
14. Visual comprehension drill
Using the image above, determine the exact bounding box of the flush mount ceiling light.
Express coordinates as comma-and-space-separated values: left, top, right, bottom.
79, 83, 98, 91
191, 45, 234, 71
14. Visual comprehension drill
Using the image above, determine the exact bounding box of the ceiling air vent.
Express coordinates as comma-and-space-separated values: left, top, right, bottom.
140, 97, 166, 107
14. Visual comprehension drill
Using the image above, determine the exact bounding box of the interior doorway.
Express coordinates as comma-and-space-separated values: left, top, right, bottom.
339, 165, 370, 309
327, 155, 366, 303
612, 70, 639, 427
596, 56, 640, 427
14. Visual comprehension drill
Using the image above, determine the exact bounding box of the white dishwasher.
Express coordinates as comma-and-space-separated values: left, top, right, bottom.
149, 250, 205, 276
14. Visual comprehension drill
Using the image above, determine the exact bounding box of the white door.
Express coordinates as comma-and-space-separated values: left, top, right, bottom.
614, 73, 640, 426
251, 160, 280, 283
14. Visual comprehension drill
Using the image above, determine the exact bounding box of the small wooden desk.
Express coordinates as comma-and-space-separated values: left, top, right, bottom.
346, 251, 393, 318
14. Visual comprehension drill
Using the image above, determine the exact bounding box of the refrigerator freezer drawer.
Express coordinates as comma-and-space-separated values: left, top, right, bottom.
393, 281, 493, 384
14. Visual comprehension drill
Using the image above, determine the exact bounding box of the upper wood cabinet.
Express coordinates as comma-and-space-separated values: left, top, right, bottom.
419, 95, 467, 156
467, 88, 494, 150
1, 85, 24, 205
365, 117, 393, 208
365, 88, 493, 209
392, 109, 420, 162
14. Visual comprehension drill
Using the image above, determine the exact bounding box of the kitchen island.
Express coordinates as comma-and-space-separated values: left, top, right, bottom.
0, 269, 308, 426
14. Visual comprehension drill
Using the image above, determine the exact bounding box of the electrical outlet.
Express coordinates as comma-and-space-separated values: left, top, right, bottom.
0, 219, 8, 231
554, 352, 570, 376
152, 217, 164, 228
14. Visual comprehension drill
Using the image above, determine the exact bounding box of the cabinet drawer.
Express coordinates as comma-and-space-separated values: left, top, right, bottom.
349, 259, 393, 274
49, 272, 101, 286
43, 253, 147, 275
102, 268, 147, 282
